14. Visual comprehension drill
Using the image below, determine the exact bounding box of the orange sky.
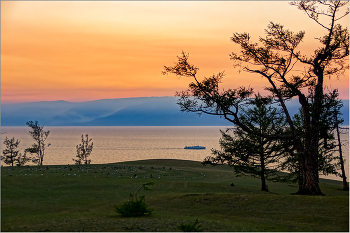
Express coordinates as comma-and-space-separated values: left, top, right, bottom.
1, 1, 349, 103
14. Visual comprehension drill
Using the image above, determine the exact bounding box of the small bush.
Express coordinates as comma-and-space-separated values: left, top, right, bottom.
115, 194, 153, 217
178, 219, 202, 232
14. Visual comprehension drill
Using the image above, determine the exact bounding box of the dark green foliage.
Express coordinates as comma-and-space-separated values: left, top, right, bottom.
280, 106, 341, 184
178, 219, 203, 232
73, 134, 93, 165
204, 95, 288, 191
115, 182, 155, 217
115, 194, 153, 217
324, 89, 349, 190
281, 90, 348, 189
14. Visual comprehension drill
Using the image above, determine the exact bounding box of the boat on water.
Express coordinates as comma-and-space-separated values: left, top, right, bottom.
184, 146, 206, 150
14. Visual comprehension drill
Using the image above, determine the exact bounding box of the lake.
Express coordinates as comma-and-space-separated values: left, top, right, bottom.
1, 126, 348, 181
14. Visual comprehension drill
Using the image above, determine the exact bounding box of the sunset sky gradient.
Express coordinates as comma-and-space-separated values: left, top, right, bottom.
1, 1, 349, 103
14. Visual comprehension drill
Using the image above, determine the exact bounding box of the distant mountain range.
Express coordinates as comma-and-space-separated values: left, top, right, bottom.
1, 96, 349, 126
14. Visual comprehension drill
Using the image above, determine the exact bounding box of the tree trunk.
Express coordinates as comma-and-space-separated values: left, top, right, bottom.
11, 151, 14, 167
336, 122, 349, 191
295, 128, 323, 195
294, 73, 324, 195
38, 140, 43, 166
297, 147, 323, 195
260, 144, 268, 192
261, 165, 268, 192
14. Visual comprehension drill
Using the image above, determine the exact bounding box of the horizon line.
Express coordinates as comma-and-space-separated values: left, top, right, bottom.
2, 96, 350, 105
1, 96, 178, 105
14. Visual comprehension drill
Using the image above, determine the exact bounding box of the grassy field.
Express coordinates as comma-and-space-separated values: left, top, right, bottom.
1, 159, 349, 232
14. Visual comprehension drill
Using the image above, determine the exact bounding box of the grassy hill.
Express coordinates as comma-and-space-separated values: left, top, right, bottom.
1, 159, 349, 232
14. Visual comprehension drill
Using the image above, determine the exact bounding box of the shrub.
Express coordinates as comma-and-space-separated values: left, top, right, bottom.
115, 182, 154, 217
178, 219, 203, 232
115, 194, 153, 217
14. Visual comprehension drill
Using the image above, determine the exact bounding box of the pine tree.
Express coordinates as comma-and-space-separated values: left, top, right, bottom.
204, 95, 288, 191
1, 137, 30, 166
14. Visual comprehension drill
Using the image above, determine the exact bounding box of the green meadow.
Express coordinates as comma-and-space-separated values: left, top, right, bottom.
1, 159, 349, 232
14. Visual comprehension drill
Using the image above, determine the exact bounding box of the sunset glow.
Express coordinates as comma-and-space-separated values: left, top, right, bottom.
1, 1, 349, 103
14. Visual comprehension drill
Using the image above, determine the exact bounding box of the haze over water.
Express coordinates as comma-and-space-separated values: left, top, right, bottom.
1, 126, 348, 182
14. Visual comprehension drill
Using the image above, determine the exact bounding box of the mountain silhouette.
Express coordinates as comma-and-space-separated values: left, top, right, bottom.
1, 97, 348, 126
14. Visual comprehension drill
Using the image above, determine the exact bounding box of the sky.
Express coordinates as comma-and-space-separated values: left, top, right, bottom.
1, 1, 349, 103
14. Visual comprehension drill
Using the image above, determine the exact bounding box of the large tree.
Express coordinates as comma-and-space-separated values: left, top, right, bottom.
280, 104, 341, 185
163, 1, 348, 195
25, 121, 51, 166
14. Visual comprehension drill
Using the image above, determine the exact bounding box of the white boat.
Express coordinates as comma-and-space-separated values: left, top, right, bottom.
184, 146, 206, 150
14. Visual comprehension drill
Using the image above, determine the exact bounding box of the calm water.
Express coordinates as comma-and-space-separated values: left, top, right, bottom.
1, 126, 348, 181
0, 126, 224, 165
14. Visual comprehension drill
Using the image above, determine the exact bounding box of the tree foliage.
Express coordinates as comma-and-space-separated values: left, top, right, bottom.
73, 134, 93, 165
114, 182, 154, 217
114, 195, 153, 217
204, 95, 288, 191
25, 121, 51, 166
163, 1, 349, 195
1, 137, 30, 166
324, 89, 349, 190
281, 106, 341, 183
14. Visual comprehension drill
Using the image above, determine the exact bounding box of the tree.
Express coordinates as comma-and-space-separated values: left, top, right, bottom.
1, 137, 20, 167
280, 105, 341, 185
163, 1, 349, 195
204, 95, 288, 191
25, 121, 51, 166
16, 152, 32, 166
336, 123, 349, 191
1, 137, 30, 166
73, 134, 93, 165
325, 89, 349, 190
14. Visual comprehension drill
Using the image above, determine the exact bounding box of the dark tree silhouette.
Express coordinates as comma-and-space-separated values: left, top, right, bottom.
16, 152, 31, 166
280, 104, 341, 185
326, 90, 349, 190
336, 124, 349, 191
25, 121, 51, 166
1, 137, 30, 166
73, 134, 93, 165
163, 1, 348, 195
204, 95, 288, 191
1, 137, 20, 167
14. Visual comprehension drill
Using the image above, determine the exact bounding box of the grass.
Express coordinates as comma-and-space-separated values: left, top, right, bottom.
1, 159, 349, 232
